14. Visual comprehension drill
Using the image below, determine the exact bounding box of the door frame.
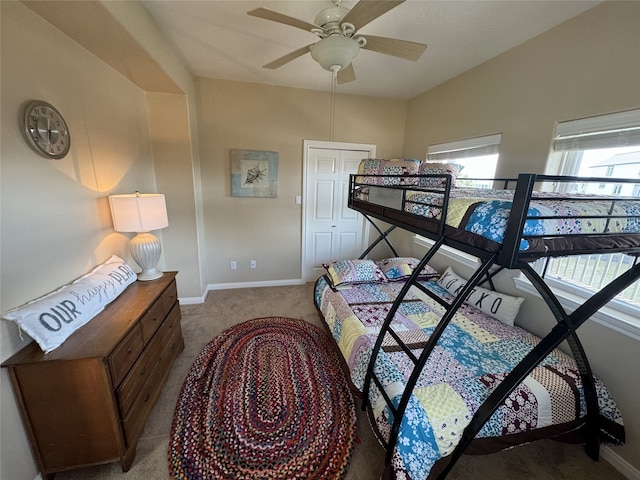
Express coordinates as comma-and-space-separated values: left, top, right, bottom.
301, 139, 376, 281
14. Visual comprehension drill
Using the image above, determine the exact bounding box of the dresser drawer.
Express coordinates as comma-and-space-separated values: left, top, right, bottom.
159, 319, 184, 368
109, 324, 144, 386
122, 361, 164, 446
162, 280, 178, 313
117, 301, 181, 416
116, 330, 164, 416
122, 326, 183, 446
139, 298, 165, 344
157, 303, 181, 344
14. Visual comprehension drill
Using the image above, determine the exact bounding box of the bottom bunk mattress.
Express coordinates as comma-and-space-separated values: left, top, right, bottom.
313, 275, 625, 479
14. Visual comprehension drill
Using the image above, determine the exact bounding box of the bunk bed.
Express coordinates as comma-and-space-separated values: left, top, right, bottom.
313, 160, 640, 480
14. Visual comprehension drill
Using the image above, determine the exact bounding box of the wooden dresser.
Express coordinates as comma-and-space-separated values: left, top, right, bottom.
2, 272, 184, 479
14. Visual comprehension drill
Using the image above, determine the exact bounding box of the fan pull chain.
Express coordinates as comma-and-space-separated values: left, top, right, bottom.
330, 66, 339, 141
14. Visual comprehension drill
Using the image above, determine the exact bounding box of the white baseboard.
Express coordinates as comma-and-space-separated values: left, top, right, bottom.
178, 278, 307, 305
602, 445, 640, 480
178, 292, 208, 305
208, 278, 306, 291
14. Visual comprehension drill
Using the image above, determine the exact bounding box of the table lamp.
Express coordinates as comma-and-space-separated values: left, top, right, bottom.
108, 192, 168, 281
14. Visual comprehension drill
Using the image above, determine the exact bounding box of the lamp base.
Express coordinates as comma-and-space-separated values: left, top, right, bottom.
137, 268, 164, 281
130, 232, 163, 282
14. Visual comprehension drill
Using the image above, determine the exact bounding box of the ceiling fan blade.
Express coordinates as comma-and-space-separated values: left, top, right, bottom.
360, 35, 427, 61
340, 0, 405, 31
337, 64, 356, 84
248, 8, 318, 33
263, 44, 314, 69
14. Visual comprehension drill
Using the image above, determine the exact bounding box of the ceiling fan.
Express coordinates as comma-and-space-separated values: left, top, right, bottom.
247, 0, 427, 84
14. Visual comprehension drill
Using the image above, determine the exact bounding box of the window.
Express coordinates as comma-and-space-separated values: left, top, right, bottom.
427, 133, 501, 188
417, 134, 502, 265
542, 109, 640, 319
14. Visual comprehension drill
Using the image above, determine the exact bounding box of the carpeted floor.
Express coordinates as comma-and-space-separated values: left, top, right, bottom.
55, 283, 627, 480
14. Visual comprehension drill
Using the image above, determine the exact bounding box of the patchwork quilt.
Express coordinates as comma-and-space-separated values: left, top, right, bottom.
314, 276, 625, 480
356, 186, 640, 251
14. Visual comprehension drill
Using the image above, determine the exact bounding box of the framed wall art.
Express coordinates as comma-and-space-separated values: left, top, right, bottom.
230, 149, 278, 198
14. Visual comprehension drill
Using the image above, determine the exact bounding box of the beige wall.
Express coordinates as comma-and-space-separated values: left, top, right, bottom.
146, 92, 203, 297
100, 0, 208, 299
196, 78, 407, 285
403, 1, 640, 472
0, 3, 160, 479
403, 1, 640, 178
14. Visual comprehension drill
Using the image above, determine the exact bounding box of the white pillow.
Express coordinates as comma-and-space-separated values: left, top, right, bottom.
2, 255, 137, 353
437, 266, 524, 326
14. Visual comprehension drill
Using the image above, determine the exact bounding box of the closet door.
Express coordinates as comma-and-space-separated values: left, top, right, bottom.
303, 145, 373, 282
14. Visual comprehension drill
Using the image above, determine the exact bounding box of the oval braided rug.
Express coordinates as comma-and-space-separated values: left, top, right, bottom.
168, 316, 357, 479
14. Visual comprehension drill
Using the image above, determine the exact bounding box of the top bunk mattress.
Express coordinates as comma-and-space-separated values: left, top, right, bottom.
351, 182, 640, 257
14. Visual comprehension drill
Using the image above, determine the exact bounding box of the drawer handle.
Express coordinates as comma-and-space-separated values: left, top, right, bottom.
140, 367, 146, 376
145, 392, 150, 403
127, 348, 133, 354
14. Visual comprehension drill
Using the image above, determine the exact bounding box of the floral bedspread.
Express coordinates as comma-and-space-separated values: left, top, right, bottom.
314, 276, 625, 480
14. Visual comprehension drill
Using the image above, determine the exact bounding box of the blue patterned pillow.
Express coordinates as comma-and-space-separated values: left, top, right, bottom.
418, 162, 463, 188
322, 260, 387, 288
375, 257, 439, 281
357, 159, 421, 185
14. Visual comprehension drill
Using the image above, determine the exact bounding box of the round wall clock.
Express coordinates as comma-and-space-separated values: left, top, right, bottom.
23, 100, 71, 160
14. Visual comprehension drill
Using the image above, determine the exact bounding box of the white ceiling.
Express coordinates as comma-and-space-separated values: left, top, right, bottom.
141, 0, 600, 100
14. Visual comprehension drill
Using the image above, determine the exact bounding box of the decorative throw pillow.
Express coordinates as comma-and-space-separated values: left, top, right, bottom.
437, 266, 524, 326
418, 162, 463, 188
375, 257, 439, 281
357, 159, 421, 186
2, 255, 137, 353
322, 259, 387, 288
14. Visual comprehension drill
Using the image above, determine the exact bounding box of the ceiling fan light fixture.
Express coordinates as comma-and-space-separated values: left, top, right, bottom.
310, 35, 360, 72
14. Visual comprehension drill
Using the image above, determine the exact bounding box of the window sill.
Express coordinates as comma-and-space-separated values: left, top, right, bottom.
513, 276, 640, 341
414, 235, 479, 269
414, 235, 640, 340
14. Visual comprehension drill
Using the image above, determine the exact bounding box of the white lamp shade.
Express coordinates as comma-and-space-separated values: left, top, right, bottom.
108, 193, 168, 233
310, 35, 360, 71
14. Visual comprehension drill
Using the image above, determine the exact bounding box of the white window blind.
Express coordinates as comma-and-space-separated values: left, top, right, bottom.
553, 108, 640, 151
427, 133, 502, 162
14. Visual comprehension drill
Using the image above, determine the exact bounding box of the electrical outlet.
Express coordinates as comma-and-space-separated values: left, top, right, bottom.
230, 261, 237, 270
250, 260, 257, 269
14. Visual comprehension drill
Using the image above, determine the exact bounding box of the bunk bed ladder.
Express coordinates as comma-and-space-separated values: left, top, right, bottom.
362, 237, 445, 406
362, 242, 500, 464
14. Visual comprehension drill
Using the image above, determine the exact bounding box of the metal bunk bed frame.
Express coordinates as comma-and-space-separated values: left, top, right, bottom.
349, 172, 640, 479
